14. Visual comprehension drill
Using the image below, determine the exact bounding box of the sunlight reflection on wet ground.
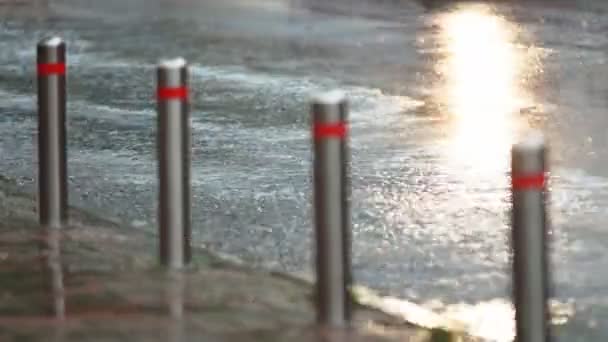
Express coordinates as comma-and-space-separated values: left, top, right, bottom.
1, 0, 608, 339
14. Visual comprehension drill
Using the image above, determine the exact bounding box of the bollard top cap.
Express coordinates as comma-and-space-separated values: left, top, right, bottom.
513, 130, 545, 152
39, 36, 64, 47
158, 57, 187, 69
311, 89, 346, 106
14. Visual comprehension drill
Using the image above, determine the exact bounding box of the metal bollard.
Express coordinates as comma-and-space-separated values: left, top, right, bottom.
157, 57, 191, 269
510, 131, 552, 342
311, 90, 352, 327
37, 36, 68, 229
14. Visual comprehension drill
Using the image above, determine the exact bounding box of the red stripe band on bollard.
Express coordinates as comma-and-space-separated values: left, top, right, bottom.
314, 122, 347, 139
157, 86, 188, 100
37, 63, 66, 76
512, 172, 545, 190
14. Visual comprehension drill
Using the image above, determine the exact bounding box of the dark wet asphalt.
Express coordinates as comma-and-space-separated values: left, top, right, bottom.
1, 0, 608, 339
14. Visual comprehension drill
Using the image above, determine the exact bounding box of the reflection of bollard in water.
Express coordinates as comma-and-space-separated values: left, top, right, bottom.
44, 228, 65, 320
166, 270, 185, 341
157, 57, 192, 269
311, 90, 352, 328
37, 36, 68, 229
510, 131, 552, 342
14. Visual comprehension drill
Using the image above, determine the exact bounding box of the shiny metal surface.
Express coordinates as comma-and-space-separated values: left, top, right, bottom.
511, 131, 552, 342
311, 90, 352, 327
157, 57, 191, 269
37, 36, 68, 229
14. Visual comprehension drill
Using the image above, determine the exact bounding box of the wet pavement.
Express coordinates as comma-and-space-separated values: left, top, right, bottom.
1, 0, 607, 340
0, 176, 474, 341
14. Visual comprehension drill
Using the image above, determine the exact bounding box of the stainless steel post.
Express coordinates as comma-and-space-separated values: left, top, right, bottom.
157, 57, 191, 269
37, 36, 68, 229
311, 90, 352, 327
510, 131, 552, 342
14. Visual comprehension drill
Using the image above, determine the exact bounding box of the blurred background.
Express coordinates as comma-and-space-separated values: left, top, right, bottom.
1, 0, 607, 340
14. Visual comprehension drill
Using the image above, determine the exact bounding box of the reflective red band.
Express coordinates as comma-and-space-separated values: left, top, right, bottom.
512, 172, 545, 190
37, 63, 65, 76
314, 122, 347, 139
157, 86, 188, 100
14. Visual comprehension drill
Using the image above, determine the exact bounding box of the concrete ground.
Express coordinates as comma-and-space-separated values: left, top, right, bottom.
0, 175, 479, 341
